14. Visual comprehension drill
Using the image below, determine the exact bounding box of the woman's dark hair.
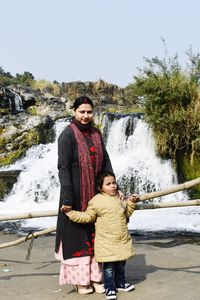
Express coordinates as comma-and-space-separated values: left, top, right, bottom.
96, 171, 116, 191
71, 96, 94, 110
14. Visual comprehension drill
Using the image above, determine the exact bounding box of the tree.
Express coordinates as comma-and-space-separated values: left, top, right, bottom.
15, 71, 35, 86
128, 50, 200, 158
0, 66, 14, 87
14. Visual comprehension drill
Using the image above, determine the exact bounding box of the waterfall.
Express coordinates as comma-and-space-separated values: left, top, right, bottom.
13, 90, 24, 111
0, 119, 69, 230
103, 114, 185, 201
0, 114, 199, 233
2, 88, 24, 112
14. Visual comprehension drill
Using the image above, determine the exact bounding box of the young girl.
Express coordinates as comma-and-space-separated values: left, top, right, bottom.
66, 171, 139, 300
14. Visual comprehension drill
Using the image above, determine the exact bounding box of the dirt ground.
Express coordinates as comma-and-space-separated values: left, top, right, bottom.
0, 232, 200, 300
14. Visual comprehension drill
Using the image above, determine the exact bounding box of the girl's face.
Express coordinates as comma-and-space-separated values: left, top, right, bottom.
100, 175, 117, 196
74, 103, 93, 125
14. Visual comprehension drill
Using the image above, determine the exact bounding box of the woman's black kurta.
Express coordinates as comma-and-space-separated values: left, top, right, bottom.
55, 124, 113, 260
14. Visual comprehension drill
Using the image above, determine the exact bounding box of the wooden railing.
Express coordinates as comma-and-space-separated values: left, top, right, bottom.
0, 177, 200, 249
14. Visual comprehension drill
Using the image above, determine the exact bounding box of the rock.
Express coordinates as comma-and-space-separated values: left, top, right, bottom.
0, 170, 21, 199
0, 114, 55, 166
0, 79, 137, 165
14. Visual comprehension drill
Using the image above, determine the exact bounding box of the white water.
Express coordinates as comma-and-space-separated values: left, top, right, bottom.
13, 91, 23, 111
0, 120, 67, 230
103, 114, 200, 233
0, 115, 199, 233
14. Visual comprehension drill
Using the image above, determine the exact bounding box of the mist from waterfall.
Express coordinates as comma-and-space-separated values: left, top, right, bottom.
0, 114, 199, 233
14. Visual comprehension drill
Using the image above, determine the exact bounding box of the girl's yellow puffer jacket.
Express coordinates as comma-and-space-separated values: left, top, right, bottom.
67, 193, 136, 262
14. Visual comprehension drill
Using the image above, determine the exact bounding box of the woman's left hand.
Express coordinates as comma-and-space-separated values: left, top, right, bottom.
60, 205, 72, 213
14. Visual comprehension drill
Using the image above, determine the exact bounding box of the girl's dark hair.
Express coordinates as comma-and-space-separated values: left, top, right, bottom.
96, 171, 116, 191
71, 96, 94, 110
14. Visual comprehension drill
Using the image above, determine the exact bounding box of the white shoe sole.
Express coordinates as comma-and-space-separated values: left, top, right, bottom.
117, 285, 135, 292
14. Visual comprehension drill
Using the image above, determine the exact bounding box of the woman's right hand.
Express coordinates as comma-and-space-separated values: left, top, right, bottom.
60, 205, 72, 213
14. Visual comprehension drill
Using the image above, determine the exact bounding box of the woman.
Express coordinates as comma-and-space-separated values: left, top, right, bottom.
55, 96, 113, 294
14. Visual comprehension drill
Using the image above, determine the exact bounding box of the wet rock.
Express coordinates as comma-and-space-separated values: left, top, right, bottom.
0, 170, 21, 200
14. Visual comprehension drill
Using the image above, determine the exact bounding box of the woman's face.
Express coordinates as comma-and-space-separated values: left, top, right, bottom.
74, 103, 93, 125
100, 175, 117, 196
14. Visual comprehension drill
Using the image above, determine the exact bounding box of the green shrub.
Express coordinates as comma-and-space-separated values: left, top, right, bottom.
128, 50, 200, 159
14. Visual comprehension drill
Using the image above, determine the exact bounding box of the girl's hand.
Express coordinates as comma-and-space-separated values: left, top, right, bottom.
117, 190, 125, 201
60, 205, 72, 213
128, 194, 140, 203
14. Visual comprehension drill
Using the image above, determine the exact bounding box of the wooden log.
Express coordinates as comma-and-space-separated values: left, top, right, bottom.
139, 177, 200, 201
1, 198, 200, 222
0, 177, 200, 250
0, 177, 200, 221
136, 199, 200, 210
0, 226, 56, 249
0, 210, 57, 221
1, 200, 200, 250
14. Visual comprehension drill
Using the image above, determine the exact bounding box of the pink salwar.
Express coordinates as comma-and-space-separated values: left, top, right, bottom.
55, 242, 102, 285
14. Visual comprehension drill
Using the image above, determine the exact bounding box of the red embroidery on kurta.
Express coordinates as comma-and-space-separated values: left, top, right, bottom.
89, 146, 96, 152
72, 234, 95, 257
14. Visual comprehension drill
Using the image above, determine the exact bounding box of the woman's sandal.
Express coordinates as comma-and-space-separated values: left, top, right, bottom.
75, 285, 94, 294
91, 282, 105, 294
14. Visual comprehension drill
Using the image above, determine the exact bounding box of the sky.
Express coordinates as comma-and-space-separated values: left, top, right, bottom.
0, 0, 200, 88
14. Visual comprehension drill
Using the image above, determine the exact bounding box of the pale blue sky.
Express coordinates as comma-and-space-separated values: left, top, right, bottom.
0, 0, 199, 87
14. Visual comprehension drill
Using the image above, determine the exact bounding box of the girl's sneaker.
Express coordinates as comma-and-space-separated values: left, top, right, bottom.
105, 289, 117, 300
117, 282, 135, 292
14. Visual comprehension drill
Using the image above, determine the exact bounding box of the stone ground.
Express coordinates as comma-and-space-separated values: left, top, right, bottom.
0, 232, 200, 300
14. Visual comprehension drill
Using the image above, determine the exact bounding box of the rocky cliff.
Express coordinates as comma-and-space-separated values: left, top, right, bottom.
0, 80, 136, 166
